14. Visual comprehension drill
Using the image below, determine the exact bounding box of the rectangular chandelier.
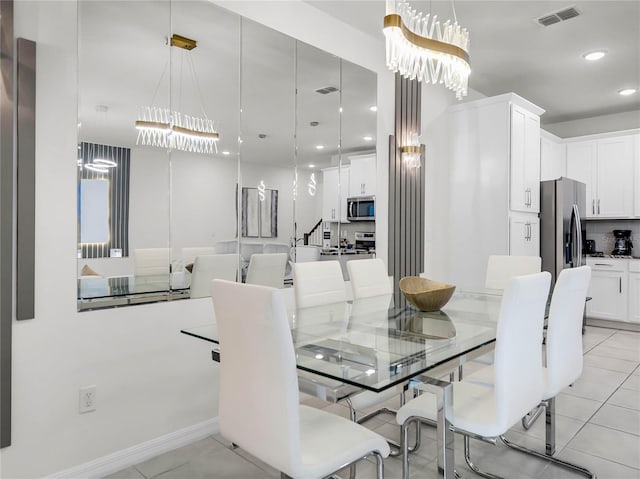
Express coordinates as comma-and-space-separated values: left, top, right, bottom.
135, 107, 219, 155
135, 34, 219, 155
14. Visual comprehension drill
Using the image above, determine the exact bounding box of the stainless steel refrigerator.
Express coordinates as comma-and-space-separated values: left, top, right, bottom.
540, 177, 587, 286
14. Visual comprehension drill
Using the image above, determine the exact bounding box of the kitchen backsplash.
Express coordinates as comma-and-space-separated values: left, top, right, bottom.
585, 220, 640, 254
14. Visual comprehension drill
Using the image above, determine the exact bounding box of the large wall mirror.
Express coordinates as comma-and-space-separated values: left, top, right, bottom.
76, 1, 376, 311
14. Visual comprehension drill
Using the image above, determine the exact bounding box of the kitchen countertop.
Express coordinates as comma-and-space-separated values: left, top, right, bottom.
320, 248, 374, 255
586, 254, 639, 260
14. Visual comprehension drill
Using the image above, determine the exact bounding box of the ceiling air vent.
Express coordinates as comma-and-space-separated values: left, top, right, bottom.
536, 6, 580, 27
315, 86, 339, 95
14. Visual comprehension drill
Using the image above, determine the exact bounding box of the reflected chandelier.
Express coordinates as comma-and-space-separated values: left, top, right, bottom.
135, 34, 219, 154
383, 0, 471, 99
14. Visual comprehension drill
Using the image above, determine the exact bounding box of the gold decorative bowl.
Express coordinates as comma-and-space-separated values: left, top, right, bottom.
399, 276, 456, 312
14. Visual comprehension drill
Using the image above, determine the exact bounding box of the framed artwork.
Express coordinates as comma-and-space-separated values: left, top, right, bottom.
241, 186, 278, 238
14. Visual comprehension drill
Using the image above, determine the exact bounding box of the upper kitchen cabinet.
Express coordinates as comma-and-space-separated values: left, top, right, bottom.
635, 135, 640, 217
348, 153, 376, 197
566, 133, 635, 218
510, 103, 542, 213
322, 166, 349, 223
540, 130, 566, 181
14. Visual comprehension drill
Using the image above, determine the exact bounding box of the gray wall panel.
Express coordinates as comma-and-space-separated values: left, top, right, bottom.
0, 0, 14, 449
388, 74, 424, 304
16, 38, 36, 321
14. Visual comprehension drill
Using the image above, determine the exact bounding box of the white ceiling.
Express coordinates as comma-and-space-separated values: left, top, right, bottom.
307, 0, 640, 129
79, 0, 639, 167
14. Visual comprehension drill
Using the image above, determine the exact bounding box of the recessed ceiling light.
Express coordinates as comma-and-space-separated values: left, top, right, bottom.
315, 145, 324, 150
222, 150, 230, 155
369, 106, 377, 112
582, 50, 607, 61
308, 164, 315, 168
618, 88, 637, 96
363, 136, 373, 141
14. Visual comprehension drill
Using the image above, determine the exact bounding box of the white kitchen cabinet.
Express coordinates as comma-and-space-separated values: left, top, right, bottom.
629, 260, 640, 323
348, 153, 376, 197
567, 135, 634, 218
635, 135, 640, 217
322, 166, 349, 223
510, 104, 541, 213
540, 131, 566, 181
509, 214, 539, 257
425, 93, 544, 289
586, 258, 628, 321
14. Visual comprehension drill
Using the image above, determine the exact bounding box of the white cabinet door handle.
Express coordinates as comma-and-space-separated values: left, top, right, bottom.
592, 200, 595, 215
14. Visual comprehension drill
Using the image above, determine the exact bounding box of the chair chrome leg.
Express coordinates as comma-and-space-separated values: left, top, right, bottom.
521, 404, 544, 430
499, 435, 596, 478
372, 450, 385, 479
347, 401, 421, 457
400, 419, 412, 479
463, 435, 504, 479
545, 397, 556, 456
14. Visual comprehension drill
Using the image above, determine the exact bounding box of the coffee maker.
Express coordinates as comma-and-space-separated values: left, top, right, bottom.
611, 230, 633, 256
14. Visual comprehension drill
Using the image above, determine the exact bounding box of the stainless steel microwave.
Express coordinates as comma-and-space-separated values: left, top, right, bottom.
347, 196, 375, 221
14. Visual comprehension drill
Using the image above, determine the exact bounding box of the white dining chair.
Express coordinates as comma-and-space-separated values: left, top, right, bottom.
347, 258, 393, 299
210, 279, 389, 478
463, 254, 542, 375
484, 255, 542, 291
246, 253, 288, 289
133, 248, 170, 276
294, 260, 411, 460
189, 254, 239, 299
292, 260, 345, 308
292, 245, 320, 263
395, 271, 551, 479
181, 246, 216, 267
466, 266, 595, 478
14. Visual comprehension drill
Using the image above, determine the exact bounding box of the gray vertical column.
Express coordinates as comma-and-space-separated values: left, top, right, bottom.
0, 0, 14, 448
388, 74, 423, 304
16, 38, 36, 321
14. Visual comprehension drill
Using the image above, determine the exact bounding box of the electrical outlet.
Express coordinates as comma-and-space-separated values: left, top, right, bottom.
79, 385, 96, 414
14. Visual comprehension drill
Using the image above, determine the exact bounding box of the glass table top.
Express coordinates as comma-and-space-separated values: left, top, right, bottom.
78, 274, 188, 300
181, 289, 503, 393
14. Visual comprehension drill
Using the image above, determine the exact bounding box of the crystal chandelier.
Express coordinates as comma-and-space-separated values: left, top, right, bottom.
383, 0, 471, 99
135, 34, 219, 154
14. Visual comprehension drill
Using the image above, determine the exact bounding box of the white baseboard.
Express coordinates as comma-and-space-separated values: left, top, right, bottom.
47, 417, 219, 479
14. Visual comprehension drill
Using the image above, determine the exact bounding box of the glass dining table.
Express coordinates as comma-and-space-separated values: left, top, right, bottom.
77, 274, 190, 311
181, 289, 505, 479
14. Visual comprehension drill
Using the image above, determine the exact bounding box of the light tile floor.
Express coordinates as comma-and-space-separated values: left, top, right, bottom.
105, 326, 640, 478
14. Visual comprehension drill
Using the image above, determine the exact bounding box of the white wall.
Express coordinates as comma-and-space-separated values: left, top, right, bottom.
2, 1, 398, 477
422, 87, 486, 278
170, 151, 238, 259
544, 109, 640, 138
